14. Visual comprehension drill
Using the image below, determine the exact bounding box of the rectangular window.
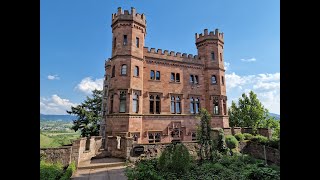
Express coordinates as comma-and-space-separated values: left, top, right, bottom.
136, 37, 139, 48
123, 35, 127, 45
194, 75, 199, 84
211, 52, 215, 60
149, 95, 154, 113
190, 75, 194, 83
110, 95, 114, 113
150, 70, 155, 80
113, 38, 116, 48
176, 101, 181, 113
148, 132, 161, 143
171, 97, 175, 113
176, 73, 180, 82
190, 98, 194, 114
156, 71, 160, 80
156, 101, 160, 114
214, 103, 219, 115
132, 94, 139, 113
223, 100, 227, 115
222, 76, 224, 85
195, 101, 199, 114
119, 91, 126, 113
171, 73, 175, 81
192, 132, 197, 141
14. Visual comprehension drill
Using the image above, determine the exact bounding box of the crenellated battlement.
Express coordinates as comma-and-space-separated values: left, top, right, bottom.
111, 7, 146, 27
143, 47, 204, 64
195, 28, 224, 44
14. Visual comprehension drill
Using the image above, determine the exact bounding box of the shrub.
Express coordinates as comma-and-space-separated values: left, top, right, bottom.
234, 133, 245, 141
225, 135, 239, 149
267, 137, 280, 149
125, 159, 163, 180
60, 161, 76, 180
243, 133, 253, 140
247, 166, 280, 180
40, 160, 64, 180
251, 135, 268, 145
158, 143, 191, 176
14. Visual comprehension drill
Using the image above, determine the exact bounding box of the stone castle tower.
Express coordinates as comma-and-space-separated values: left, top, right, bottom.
100, 7, 228, 148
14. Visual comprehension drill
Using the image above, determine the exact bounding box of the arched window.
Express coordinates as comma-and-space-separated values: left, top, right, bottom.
211, 75, 217, 84
211, 52, 215, 60
111, 66, 115, 77
156, 71, 160, 80
134, 66, 139, 76
150, 70, 155, 80
171, 73, 175, 81
121, 65, 127, 75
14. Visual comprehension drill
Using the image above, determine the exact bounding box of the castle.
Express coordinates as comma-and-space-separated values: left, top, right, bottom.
100, 7, 229, 146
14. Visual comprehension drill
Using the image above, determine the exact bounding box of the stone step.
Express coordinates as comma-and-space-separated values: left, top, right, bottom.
77, 162, 126, 170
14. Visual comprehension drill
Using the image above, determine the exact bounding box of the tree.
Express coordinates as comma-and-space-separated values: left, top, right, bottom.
67, 89, 103, 137
196, 108, 214, 161
228, 91, 272, 134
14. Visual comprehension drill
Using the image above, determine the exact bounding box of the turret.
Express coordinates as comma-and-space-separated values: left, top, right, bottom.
111, 7, 147, 59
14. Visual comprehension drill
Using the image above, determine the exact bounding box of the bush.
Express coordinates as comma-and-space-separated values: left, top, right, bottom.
247, 166, 280, 180
40, 160, 64, 180
125, 159, 163, 180
267, 137, 280, 149
60, 161, 76, 180
243, 133, 253, 140
158, 143, 191, 176
234, 133, 245, 141
252, 135, 268, 145
225, 135, 239, 149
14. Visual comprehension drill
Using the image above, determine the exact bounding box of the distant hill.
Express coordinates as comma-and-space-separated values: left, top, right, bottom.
269, 113, 280, 120
40, 114, 77, 122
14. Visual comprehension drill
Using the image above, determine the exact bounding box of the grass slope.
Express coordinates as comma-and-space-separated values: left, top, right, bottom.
40, 133, 61, 148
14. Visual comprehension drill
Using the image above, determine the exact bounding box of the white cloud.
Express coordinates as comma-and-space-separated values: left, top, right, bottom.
241, 58, 256, 62
47, 74, 60, 80
40, 95, 78, 115
224, 62, 230, 71
75, 77, 103, 94
226, 72, 280, 114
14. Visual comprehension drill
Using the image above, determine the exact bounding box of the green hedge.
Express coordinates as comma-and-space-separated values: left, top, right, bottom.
225, 135, 239, 149
40, 160, 76, 180
234, 133, 245, 141
243, 133, 253, 140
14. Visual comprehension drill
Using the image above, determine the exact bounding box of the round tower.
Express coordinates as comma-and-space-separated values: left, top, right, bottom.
195, 29, 229, 128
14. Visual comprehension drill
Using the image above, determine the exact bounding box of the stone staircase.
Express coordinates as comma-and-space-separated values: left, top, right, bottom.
77, 157, 126, 170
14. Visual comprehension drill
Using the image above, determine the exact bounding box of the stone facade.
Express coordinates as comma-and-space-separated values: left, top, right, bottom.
101, 7, 229, 151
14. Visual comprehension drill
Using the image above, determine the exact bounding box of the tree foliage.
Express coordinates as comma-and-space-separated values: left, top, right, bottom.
228, 91, 278, 134
196, 108, 214, 161
67, 89, 102, 137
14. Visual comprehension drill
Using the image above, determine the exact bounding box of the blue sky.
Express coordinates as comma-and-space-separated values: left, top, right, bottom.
40, 0, 280, 115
